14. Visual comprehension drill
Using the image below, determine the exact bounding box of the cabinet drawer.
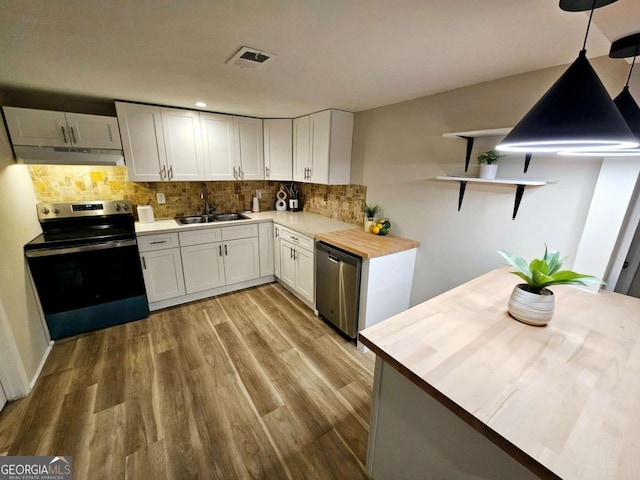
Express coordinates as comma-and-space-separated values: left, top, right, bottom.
278, 226, 313, 251
179, 228, 222, 246
138, 232, 180, 252
221, 223, 258, 241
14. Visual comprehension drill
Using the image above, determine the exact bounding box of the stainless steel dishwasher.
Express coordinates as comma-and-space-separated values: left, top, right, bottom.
315, 241, 362, 339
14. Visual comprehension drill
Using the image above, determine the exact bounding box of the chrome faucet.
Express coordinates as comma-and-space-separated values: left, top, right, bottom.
200, 183, 210, 215
199, 183, 217, 216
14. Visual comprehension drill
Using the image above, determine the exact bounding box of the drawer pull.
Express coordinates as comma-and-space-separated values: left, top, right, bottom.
149, 240, 167, 245
141, 256, 147, 269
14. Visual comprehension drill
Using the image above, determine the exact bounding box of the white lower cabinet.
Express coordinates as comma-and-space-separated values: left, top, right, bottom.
259, 222, 274, 277
140, 247, 186, 303
223, 237, 260, 284
181, 242, 226, 293
179, 225, 260, 290
273, 224, 282, 279
277, 226, 314, 304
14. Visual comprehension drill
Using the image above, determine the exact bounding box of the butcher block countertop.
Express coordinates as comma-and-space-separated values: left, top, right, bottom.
315, 228, 419, 259
359, 266, 640, 480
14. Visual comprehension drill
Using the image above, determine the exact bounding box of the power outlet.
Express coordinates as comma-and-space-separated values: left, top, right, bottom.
256, 189, 262, 199
156, 192, 166, 204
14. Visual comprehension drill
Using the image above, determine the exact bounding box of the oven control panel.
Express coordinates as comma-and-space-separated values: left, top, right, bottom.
38, 200, 132, 220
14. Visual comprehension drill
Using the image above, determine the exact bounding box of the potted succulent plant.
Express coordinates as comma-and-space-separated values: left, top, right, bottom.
364, 202, 380, 232
498, 246, 603, 326
477, 149, 503, 179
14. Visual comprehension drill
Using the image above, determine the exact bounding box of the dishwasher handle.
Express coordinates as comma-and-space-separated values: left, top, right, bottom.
328, 255, 340, 263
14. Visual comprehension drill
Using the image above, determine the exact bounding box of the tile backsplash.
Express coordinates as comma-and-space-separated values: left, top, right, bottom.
27, 165, 366, 225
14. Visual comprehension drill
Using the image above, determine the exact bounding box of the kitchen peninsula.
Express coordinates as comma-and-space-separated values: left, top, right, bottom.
360, 266, 640, 480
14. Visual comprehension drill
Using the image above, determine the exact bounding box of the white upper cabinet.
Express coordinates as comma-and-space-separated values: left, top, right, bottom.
161, 107, 205, 181
116, 102, 204, 182
3, 107, 121, 149
293, 109, 353, 185
264, 118, 292, 181
201, 113, 264, 181
293, 115, 310, 182
201, 113, 237, 180
117, 102, 167, 182
234, 116, 264, 180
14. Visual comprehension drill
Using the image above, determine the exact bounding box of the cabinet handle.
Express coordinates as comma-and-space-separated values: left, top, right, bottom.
239, 167, 244, 179
168, 165, 174, 180
293, 249, 297, 261
61, 126, 68, 144
233, 166, 237, 179
149, 240, 167, 245
307, 168, 312, 180
292, 236, 299, 241
70, 126, 77, 144
219, 245, 222, 256
141, 256, 147, 269
275, 228, 279, 238
224, 244, 228, 256
160, 165, 166, 179
265, 166, 270, 178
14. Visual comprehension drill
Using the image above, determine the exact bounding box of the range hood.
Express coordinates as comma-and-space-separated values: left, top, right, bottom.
13, 145, 124, 166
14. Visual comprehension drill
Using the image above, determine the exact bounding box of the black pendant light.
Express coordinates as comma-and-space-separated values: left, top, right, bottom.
562, 32, 640, 156
496, 0, 638, 154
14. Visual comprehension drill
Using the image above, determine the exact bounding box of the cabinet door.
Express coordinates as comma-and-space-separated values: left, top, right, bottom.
258, 222, 274, 277
280, 240, 296, 289
201, 113, 237, 180
274, 225, 281, 279
264, 119, 292, 181
64, 113, 122, 149
140, 248, 185, 302
223, 237, 260, 285
234, 116, 264, 180
181, 242, 225, 293
310, 110, 331, 184
295, 246, 315, 303
116, 102, 167, 182
161, 108, 205, 181
3, 107, 68, 147
293, 116, 310, 182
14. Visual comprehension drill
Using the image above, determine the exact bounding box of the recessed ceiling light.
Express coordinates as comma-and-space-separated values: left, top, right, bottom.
195, 102, 207, 108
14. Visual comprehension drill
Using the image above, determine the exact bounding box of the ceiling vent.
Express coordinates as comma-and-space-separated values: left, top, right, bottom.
226, 46, 276, 69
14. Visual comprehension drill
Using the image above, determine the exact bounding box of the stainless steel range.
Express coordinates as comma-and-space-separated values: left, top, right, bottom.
24, 200, 148, 340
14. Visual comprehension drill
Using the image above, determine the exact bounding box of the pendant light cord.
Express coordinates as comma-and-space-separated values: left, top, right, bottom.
581, 0, 598, 52
626, 54, 637, 87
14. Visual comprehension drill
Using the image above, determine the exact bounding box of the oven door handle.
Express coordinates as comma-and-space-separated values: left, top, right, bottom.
25, 239, 138, 257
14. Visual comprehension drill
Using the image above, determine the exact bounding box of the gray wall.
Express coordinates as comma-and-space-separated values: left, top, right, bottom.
351, 56, 630, 305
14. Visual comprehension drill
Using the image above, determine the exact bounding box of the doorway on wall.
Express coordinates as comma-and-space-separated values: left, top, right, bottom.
616, 218, 640, 298
1, 382, 6, 412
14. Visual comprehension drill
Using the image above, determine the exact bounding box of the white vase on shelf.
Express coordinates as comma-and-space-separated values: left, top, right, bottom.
479, 164, 498, 179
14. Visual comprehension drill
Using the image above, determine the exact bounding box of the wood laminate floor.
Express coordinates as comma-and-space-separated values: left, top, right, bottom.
0, 283, 375, 479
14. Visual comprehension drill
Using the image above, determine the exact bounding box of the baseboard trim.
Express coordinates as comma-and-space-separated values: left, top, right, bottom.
29, 341, 53, 390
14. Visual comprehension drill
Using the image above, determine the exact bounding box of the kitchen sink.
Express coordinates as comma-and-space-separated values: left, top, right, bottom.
175, 215, 216, 225
214, 213, 250, 221
175, 213, 250, 225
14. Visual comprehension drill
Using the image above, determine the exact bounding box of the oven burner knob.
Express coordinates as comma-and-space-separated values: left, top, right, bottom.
114, 204, 121, 211
53, 207, 60, 214
122, 203, 129, 211
41, 207, 50, 214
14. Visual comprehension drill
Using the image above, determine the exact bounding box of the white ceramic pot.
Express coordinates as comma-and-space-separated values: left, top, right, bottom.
479, 164, 498, 180
364, 218, 374, 232
507, 284, 554, 326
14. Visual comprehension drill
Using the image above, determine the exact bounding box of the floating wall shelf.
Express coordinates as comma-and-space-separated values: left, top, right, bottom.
436, 176, 547, 220
442, 128, 536, 173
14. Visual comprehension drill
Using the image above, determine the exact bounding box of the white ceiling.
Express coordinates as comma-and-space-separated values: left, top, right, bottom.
0, 0, 639, 118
